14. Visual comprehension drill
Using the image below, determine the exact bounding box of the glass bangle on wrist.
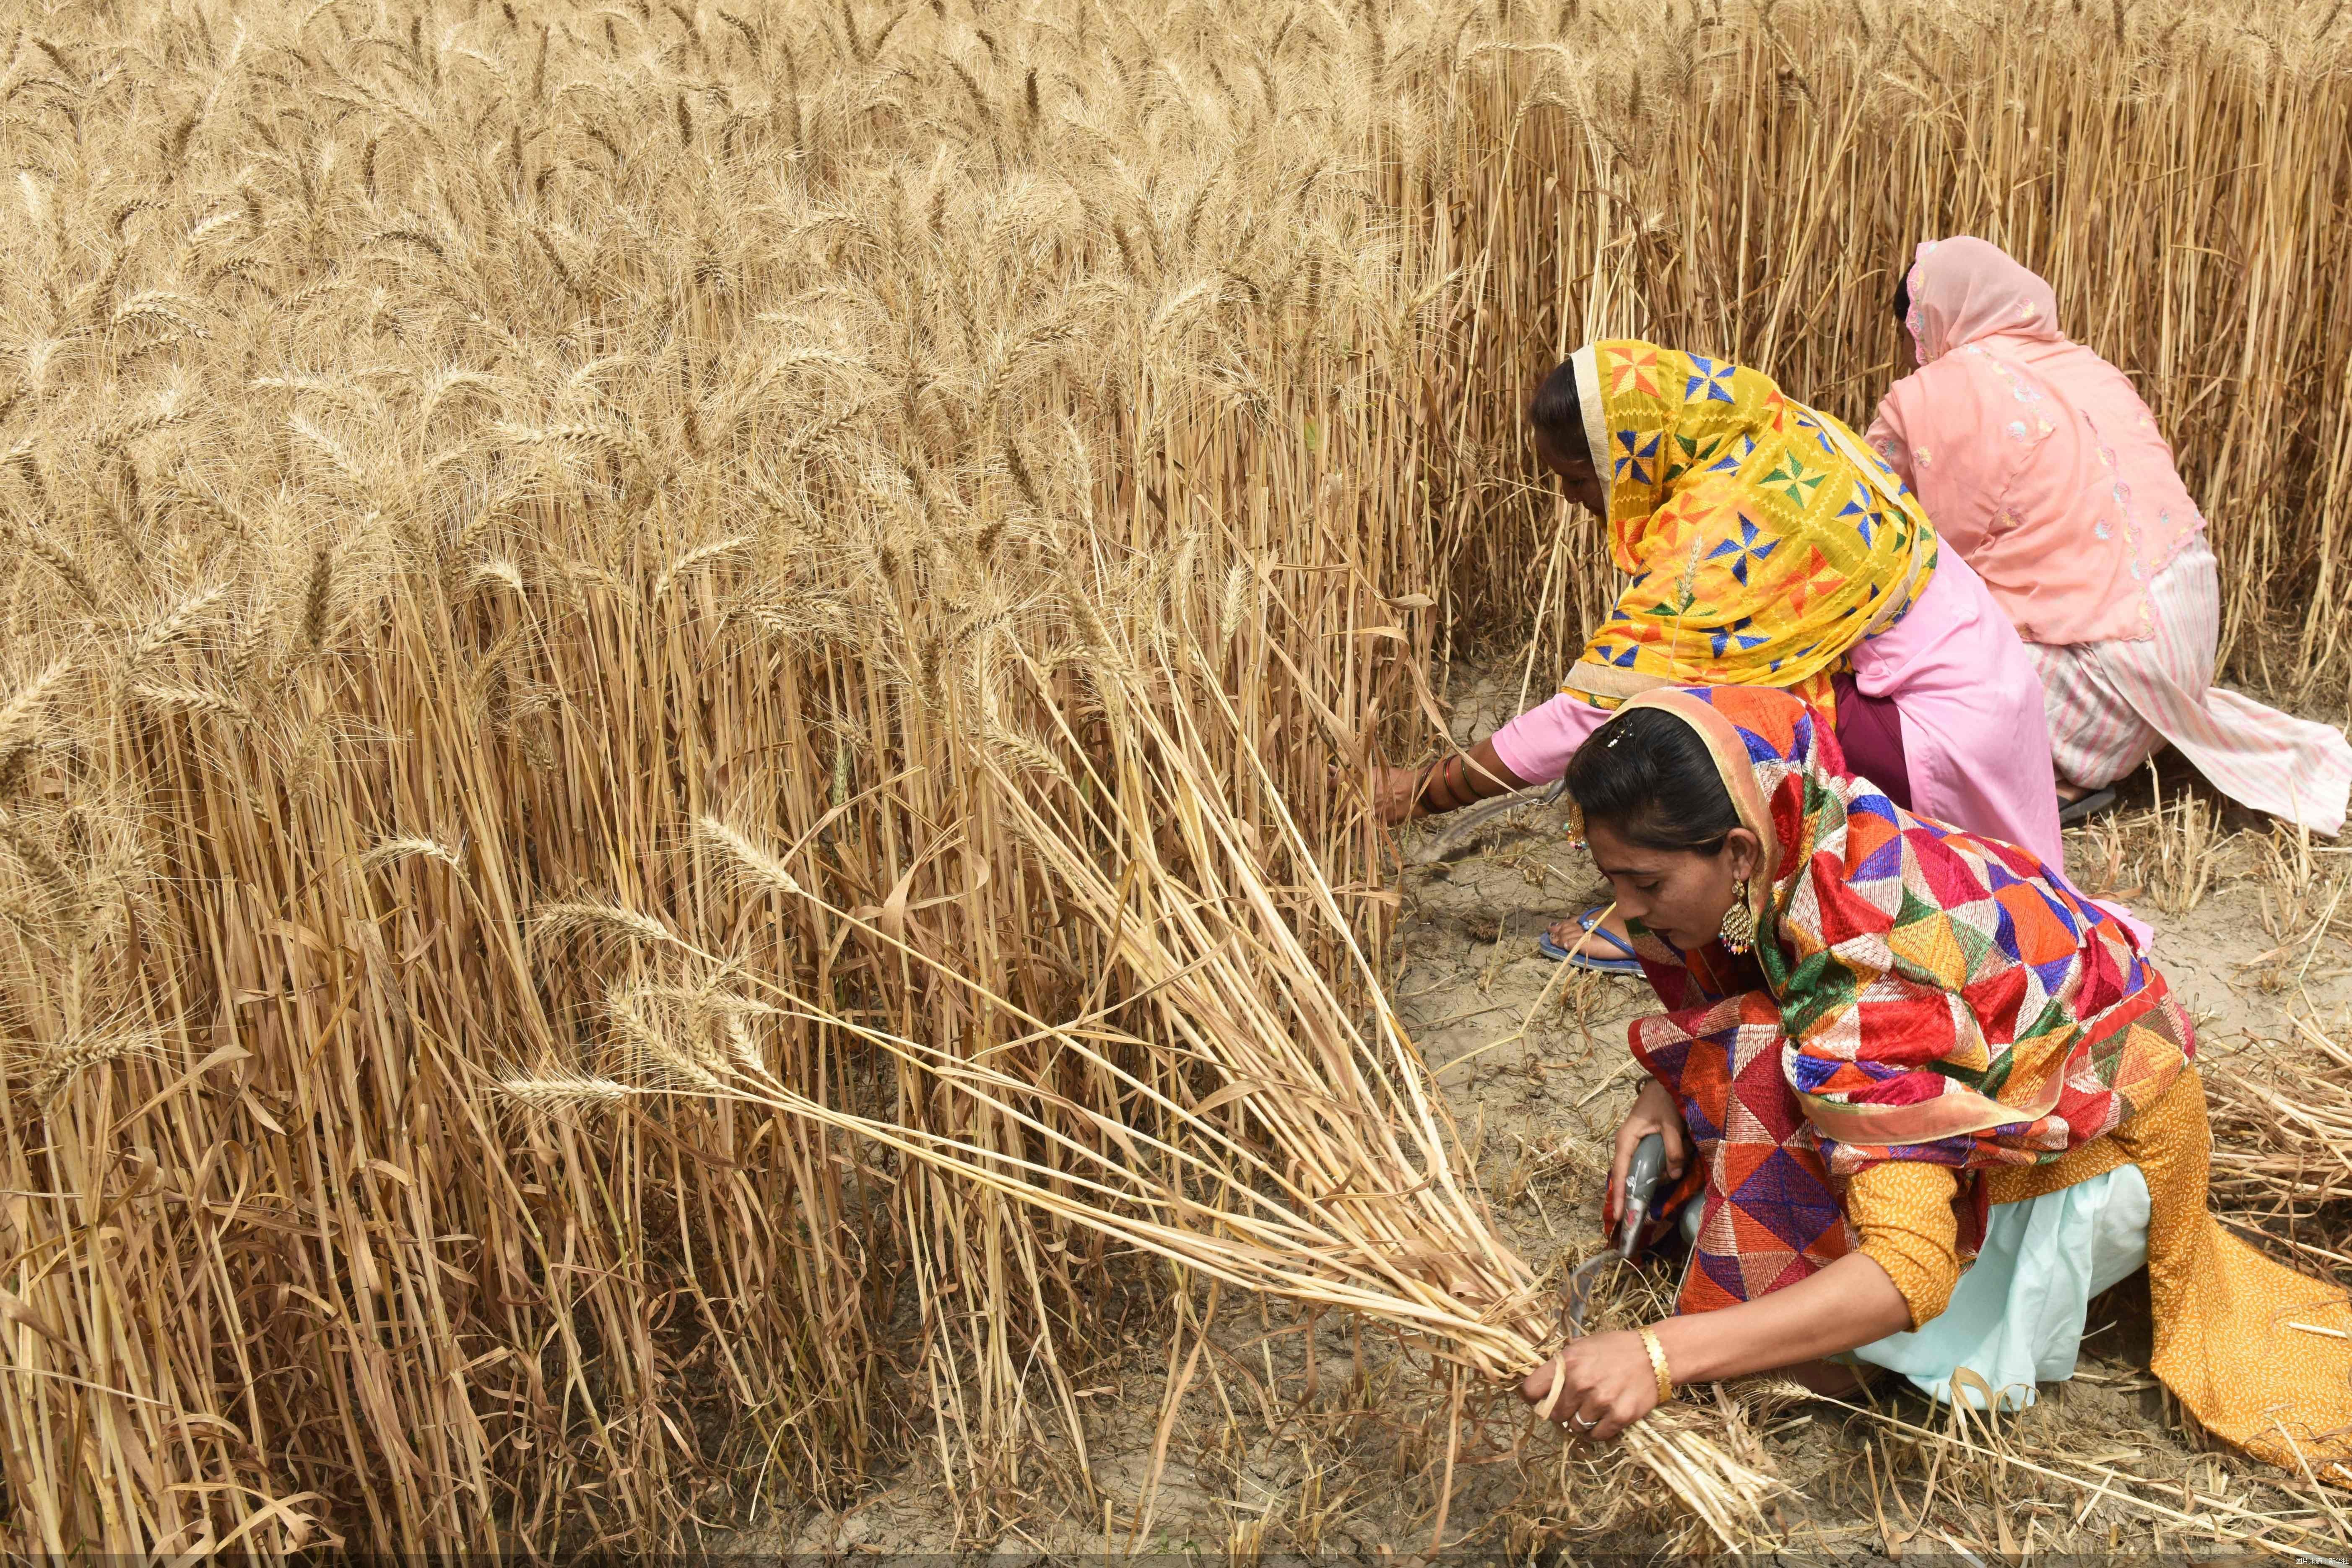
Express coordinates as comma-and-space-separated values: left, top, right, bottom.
1414, 757, 1450, 814
1417, 754, 1461, 814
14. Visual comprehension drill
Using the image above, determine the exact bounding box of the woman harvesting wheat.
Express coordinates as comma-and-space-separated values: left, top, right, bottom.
1868, 236, 2352, 834
1375, 341, 2068, 974
1513, 686, 2352, 1476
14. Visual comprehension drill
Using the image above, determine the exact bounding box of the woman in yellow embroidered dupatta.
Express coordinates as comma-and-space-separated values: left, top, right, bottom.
1561, 341, 1932, 710
1368, 339, 2071, 973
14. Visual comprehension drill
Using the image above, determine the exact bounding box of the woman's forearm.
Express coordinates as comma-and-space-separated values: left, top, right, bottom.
1648, 1252, 1913, 1385
1414, 736, 1534, 814
1463, 736, 1531, 793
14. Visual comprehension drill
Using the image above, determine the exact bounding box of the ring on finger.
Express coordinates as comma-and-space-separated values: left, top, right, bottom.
1571, 1412, 1598, 1430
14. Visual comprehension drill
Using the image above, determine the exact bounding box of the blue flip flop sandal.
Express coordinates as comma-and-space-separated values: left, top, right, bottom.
1536, 906, 1643, 973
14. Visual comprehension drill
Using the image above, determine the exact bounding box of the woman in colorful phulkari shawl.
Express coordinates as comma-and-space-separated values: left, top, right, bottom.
1373, 340, 2067, 981
1519, 685, 2352, 1481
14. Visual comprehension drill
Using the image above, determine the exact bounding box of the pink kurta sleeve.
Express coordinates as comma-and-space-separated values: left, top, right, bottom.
1865, 399, 1917, 491
1488, 691, 1616, 783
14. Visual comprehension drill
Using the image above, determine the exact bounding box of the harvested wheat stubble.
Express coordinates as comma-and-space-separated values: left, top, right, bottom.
2207, 1018, 2352, 1257
2, 0, 2350, 1555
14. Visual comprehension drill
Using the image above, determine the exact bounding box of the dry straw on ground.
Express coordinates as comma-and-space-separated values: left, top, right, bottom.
2209, 1014, 2352, 1256
1, 0, 2349, 1555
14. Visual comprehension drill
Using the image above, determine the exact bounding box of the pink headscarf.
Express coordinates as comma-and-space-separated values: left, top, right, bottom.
1865, 237, 2203, 646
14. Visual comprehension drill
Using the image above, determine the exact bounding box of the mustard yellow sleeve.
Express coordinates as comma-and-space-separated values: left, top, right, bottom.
1845, 1162, 1963, 1330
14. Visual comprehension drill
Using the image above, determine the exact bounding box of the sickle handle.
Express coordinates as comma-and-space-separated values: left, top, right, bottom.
1619, 1131, 1668, 1257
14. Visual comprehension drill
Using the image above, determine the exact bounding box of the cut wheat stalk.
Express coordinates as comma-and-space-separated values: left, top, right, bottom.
502, 967, 1790, 1549
507, 653, 1795, 1547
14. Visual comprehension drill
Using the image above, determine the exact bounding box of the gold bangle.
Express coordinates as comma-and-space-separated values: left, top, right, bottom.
1637, 1325, 1674, 1405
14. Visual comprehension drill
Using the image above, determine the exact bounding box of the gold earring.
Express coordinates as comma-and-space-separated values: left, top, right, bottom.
1719, 878, 1755, 954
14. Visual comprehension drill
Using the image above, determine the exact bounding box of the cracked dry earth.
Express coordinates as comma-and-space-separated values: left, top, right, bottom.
734, 668, 2352, 1562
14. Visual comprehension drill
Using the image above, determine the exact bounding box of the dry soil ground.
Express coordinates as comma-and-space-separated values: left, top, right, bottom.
730, 668, 2352, 1563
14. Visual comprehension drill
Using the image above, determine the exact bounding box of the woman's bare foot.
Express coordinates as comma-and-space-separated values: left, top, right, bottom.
2056, 779, 2094, 805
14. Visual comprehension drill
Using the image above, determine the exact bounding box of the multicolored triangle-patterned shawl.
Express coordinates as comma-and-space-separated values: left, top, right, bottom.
1621, 686, 2193, 1246
1562, 341, 1940, 721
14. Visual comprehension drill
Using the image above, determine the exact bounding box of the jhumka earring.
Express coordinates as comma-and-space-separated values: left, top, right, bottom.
1719, 878, 1755, 954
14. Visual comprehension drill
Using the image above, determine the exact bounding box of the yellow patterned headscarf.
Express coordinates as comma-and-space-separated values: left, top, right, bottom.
1561, 340, 1939, 718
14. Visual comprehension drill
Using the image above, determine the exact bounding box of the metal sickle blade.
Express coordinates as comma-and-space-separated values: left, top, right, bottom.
1560, 1249, 1618, 1338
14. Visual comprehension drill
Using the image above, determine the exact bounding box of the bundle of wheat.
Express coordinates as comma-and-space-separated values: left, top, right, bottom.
502, 652, 1788, 1547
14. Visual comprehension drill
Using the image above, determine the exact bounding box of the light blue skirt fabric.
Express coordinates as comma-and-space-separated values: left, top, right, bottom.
1850, 1164, 2152, 1411
1675, 1164, 2152, 1412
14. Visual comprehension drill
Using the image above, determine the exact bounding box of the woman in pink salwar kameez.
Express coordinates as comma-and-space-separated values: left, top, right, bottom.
1867, 236, 2352, 836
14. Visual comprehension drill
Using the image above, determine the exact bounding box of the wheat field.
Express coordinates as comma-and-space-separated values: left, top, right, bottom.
0, 0, 2348, 1555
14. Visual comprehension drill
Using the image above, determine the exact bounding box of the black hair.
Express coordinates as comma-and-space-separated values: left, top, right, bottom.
1564, 707, 1741, 854
1527, 361, 1585, 464
1892, 269, 1912, 329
